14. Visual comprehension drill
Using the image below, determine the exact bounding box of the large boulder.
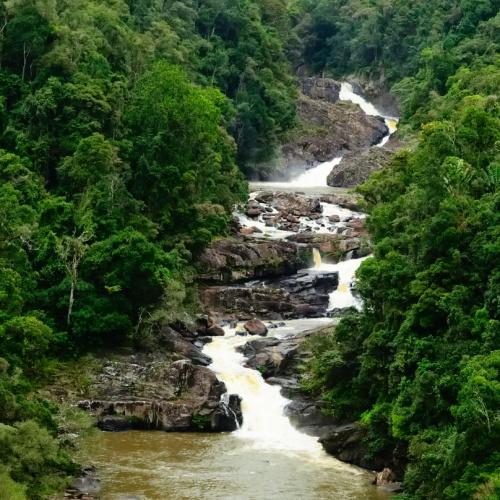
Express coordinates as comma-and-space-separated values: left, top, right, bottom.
78, 359, 242, 432
197, 238, 309, 284
284, 399, 338, 438
238, 335, 304, 378
243, 319, 268, 336
266, 270, 339, 306
327, 146, 395, 188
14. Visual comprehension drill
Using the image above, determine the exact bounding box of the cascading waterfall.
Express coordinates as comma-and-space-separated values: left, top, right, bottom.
313, 248, 322, 268
217, 85, 396, 450
339, 82, 398, 148
203, 329, 326, 455
75, 81, 397, 500
252, 82, 398, 190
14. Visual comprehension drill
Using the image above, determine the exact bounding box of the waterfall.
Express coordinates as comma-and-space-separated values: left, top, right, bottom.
327, 256, 369, 310
339, 82, 398, 148
203, 329, 324, 454
288, 156, 342, 188
313, 248, 322, 268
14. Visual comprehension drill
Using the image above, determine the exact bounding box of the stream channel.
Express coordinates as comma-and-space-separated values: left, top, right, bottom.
78, 83, 398, 500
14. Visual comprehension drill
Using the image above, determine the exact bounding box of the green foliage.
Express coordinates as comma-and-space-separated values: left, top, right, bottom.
191, 413, 211, 431
300, 7, 499, 493
0, 420, 73, 499
0, 0, 303, 496
304, 85, 499, 497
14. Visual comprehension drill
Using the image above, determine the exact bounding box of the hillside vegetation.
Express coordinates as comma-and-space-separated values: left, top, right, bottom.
298, 1, 500, 498
0, 0, 295, 496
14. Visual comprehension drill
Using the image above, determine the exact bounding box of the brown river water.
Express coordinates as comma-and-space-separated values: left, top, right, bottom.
77, 430, 389, 500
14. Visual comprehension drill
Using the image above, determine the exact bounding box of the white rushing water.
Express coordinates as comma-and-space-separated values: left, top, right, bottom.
321, 257, 369, 310
339, 82, 398, 148
203, 327, 327, 455
234, 197, 364, 240
289, 157, 343, 188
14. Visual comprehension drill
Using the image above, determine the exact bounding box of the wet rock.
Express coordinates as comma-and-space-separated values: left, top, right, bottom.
327, 140, 404, 188
198, 238, 309, 284
244, 319, 268, 336
97, 415, 132, 431
194, 336, 213, 347
266, 376, 301, 398
206, 324, 225, 336
268, 270, 338, 306
210, 394, 243, 431
67, 467, 101, 498
284, 399, 338, 438
239, 336, 300, 377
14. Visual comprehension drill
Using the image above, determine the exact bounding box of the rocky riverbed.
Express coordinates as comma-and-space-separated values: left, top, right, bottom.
63, 79, 404, 499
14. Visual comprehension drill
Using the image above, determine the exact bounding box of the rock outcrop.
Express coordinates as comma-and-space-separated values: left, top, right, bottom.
281, 91, 388, 169
200, 285, 321, 320
327, 142, 403, 188
319, 423, 407, 481
300, 77, 341, 103
199, 270, 338, 320
286, 232, 371, 259
78, 358, 242, 432
197, 238, 309, 284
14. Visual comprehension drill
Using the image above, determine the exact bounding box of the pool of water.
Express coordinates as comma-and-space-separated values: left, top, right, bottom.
77, 430, 390, 500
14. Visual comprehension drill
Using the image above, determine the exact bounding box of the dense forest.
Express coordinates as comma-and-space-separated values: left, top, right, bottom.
0, 0, 296, 496
300, 0, 500, 499
0, 0, 498, 498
